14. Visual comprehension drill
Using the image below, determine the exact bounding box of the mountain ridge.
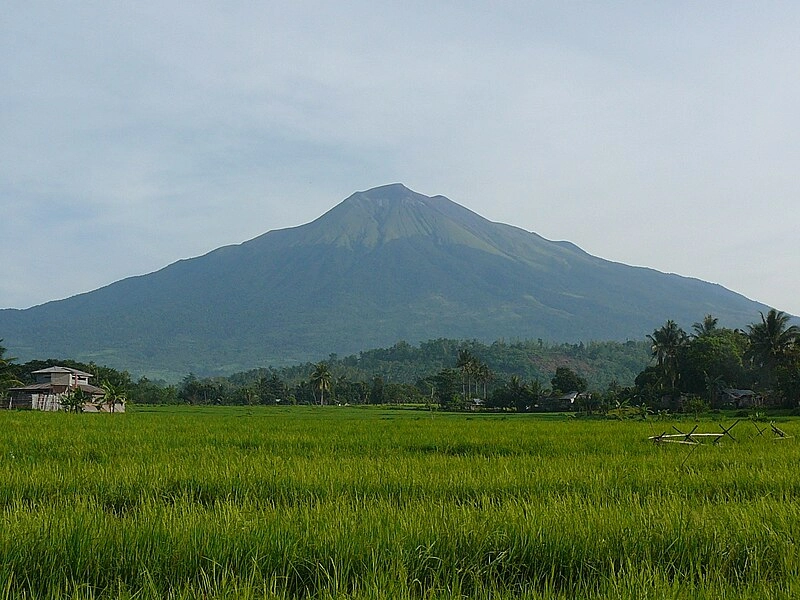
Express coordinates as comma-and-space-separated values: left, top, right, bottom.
0, 184, 775, 379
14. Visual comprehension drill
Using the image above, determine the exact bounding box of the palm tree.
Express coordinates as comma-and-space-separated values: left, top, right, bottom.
505, 376, 530, 413
647, 320, 688, 391
475, 362, 493, 400
746, 309, 800, 388
61, 387, 90, 413
692, 314, 719, 337
0, 340, 21, 400
310, 363, 332, 406
334, 375, 349, 405
101, 380, 125, 413
456, 349, 475, 400
703, 372, 726, 408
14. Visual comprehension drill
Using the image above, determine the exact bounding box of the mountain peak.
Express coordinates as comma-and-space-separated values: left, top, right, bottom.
352, 183, 418, 200
290, 183, 487, 250
340, 183, 435, 212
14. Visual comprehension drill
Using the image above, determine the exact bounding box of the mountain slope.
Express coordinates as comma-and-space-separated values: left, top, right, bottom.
0, 184, 773, 379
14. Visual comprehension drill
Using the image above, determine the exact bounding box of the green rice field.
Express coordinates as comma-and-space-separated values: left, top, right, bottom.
0, 406, 798, 599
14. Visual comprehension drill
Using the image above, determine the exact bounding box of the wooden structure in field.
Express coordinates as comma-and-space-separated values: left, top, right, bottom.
649, 420, 792, 445
648, 421, 740, 445
752, 422, 793, 440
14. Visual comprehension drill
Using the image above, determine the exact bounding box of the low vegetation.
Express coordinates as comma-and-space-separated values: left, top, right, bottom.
0, 407, 798, 598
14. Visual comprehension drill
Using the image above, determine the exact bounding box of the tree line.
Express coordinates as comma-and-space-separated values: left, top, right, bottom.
1, 309, 798, 413
636, 309, 800, 410
0, 337, 638, 409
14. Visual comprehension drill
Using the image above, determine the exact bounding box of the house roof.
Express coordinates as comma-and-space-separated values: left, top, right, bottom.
8, 383, 55, 392
78, 383, 105, 394
32, 366, 94, 378
722, 389, 757, 398
8, 382, 105, 395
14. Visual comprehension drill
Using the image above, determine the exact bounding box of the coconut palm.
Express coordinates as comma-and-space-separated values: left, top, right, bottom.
0, 340, 21, 398
703, 372, 726, 408
692, 314, 719, 337
475, 362, 493, 400
101, 380, 125, 413
647, 320, 688, 391
456, 349, 475, 399
310, 362, 332, 406
746, 309, 800, 387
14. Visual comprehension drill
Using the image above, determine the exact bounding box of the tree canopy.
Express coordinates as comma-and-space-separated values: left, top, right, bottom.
3, 310, 798, 412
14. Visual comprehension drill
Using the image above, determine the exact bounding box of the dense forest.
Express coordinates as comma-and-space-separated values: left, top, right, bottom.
2, 309, 799, 413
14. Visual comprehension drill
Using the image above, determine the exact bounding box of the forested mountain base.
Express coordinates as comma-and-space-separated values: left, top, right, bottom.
2, 337, 652, 408
228, 338, 650, 404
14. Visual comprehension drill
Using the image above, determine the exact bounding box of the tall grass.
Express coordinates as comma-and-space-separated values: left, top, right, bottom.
0, 407, 797, 598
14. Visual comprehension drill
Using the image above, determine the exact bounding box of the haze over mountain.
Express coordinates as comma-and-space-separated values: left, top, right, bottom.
0, 184, 773, 379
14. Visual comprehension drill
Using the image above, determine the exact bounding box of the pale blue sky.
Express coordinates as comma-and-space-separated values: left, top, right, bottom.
2, 1, 799, 316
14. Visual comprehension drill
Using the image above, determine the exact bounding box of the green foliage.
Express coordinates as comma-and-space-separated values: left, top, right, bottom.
60, 387, 90, 413
129, 377, 178, 405
101, 380, 126, 412
489, 375, 540, 412
746, 309, 800, 396
550, 366, 587, 394
692, 314, 719, 337
3, 356, 180, 407
575, 392, 608, 416
0, 339, 21, 397
246, 338, 649, 393
635, 313, 800, 411
682, 395, 710, 418
647, 320, 688, 391
368, 376, 385, 405
430, 368, 460, 410
310, 362, 332, 405
5, 309, 796, 416
680, 328, 749, 397
776, 349, 800, 409
255, 373, 287, 405
178, 374, 225, 405
150, 338, 646, 410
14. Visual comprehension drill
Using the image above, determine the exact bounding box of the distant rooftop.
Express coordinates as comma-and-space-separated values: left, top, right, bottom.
32, 366, 94, 378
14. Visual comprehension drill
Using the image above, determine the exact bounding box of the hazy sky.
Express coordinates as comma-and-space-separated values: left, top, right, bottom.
2, 2, 799, 317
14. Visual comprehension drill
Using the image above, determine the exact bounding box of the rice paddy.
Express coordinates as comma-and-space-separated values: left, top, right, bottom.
0, 406, 797, 599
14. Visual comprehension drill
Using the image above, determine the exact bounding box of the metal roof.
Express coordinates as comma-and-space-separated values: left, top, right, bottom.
8, 383, 55, 392
32, 366, 94, 377
8, 382, 105, 395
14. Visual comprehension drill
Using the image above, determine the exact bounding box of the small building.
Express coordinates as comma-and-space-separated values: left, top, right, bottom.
720, 388, 762, 409
535, 391, 585, 412
469, 398, 485, 411
5, 366, 124, 412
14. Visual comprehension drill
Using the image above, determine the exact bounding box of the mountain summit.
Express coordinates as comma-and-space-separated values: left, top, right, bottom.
0, 184, 771, 378
255, 183, 517, 252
